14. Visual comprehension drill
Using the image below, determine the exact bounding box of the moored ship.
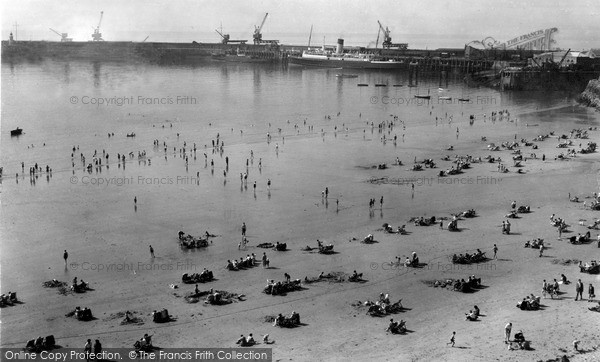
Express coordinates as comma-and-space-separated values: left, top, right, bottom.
288, 39, 407, 70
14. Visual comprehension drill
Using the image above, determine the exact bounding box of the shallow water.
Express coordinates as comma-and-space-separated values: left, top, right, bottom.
1, 59, 596, 295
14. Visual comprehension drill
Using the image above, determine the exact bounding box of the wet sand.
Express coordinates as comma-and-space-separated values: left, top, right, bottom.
2, 94, 600, 361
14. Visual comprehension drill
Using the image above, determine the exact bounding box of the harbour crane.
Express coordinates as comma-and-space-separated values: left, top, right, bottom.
376, 21, 408, 50
377, 21, 392, 49
49, 28, 72, 42
253, 13, 268, 44
91, 11, 104, 41
252, 13, 279, 46
215, 25, 247, 44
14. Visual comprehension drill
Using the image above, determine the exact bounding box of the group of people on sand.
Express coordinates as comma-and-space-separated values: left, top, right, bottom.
452, 249, 486, 264
453, 275, 481, 292
71, 277, 89, 292
403, 252, 419, 267
465, 305, 480, 321
236, 333, 274, 346
517, 294, 541, 310
272, 311, 300, 327
386, 318, 407, 334
365, 292, 402, 316
226, 254, 256, 270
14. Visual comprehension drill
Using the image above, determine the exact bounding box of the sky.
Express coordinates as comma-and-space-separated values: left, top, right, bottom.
1, 0, 598, 49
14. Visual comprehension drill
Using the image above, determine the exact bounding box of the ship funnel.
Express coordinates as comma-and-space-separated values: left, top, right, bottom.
336, 38, 344, 55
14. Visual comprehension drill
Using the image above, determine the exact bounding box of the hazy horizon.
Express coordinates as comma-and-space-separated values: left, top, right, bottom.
1, 0, 599, 50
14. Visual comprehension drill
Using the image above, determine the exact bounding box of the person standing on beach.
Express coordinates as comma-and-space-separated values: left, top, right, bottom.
380, 196, 383, 209
505, 322, 512, 343
84, 339, 92, 362
588, 283, 595, 302
93, 339, 102, 358
493, 244, 498, 259
64, 250, 69, 266
447, 331, 455, 347
134, 196, 137, 204
575, 279, 584, 301
242, 222, 247, 238
539, 244, 544, 257
149, 245, 154, 258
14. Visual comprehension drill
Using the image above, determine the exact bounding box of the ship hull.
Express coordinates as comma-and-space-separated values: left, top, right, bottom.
211, 54, 274, 63
288, 56, 407, 69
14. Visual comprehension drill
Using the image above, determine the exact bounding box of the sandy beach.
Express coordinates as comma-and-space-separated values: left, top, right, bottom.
2, 60, 600, 362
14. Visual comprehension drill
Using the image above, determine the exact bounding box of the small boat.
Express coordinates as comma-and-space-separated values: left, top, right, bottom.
438, 96, 452, 101
392, 84, 403, 87
374, 84, 387, 87
126, 133, 136, 137
336, 73, 358, 78
415, 89, 431, 99
357, 84, 369, 87
10, 127, 23, 136
458, 98, 470, 102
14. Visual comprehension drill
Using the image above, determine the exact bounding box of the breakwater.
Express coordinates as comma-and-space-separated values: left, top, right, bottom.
1, 40, 494, 72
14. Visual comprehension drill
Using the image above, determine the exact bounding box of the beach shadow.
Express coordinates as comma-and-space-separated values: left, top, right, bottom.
576, 347, 597, 354
454, 346, 470, 349
153, 316, 177, 323
265, 266, 279, 270
496, 258, 512, 262
460, 285, 487, 294
278, 322, 309, 328
269, 287, 307, 297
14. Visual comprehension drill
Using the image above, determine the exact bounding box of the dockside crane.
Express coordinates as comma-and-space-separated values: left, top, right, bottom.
215, 25, 247, 44
91, 11, 104, 41
253, 13, 268, 44
251, 13, 278, 45
377, 21, 392, 48
376, 21, 408, 50
49, 28, 72, 42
